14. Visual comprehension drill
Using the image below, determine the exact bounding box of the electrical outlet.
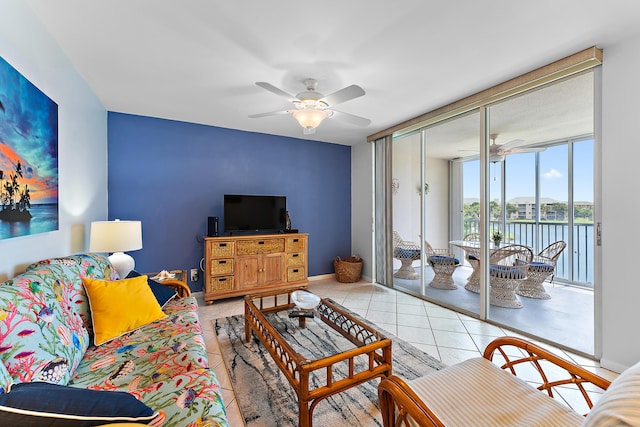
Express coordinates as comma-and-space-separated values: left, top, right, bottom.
190, 268, 199, 282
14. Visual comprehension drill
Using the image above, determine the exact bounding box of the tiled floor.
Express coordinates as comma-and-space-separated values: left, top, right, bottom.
196, 277, 618, 426
394, 264, 595, 355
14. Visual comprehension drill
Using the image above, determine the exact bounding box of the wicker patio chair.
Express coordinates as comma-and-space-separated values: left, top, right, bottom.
516, 240, 567, 299
488, 244, 533, 308
392, 231, 421, 279
425, 241, 460, 290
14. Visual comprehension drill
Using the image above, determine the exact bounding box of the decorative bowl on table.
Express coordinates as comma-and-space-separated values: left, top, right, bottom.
291, 290, 321, 310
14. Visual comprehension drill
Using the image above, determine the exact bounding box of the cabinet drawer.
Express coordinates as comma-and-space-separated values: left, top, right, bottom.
208, 276, 234, 292
287, 266, 306, 282
210, 241, 235, 257
210, 258, 233, 275
237, 238, 285, 255
286, 252, 305, 266
286, 237, 305, 253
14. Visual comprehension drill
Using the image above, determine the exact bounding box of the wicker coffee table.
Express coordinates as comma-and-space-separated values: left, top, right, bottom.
244, 288, 393, 427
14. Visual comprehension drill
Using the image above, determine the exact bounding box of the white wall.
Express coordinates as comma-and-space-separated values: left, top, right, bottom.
0, 3, 108, 280
351, 139, 373, 280
352, 32, 640, 371
425, 156, 450, 248
392, 134, 421, 245
600, 33, 640, 372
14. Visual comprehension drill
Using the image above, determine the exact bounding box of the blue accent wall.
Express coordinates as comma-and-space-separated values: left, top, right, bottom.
107, 112, 351, 291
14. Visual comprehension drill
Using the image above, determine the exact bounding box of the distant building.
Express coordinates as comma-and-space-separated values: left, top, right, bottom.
464, 197, 593, 221
507, 197, 593, 221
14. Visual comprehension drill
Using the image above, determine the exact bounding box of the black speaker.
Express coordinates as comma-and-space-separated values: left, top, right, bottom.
207, 216, 219, 237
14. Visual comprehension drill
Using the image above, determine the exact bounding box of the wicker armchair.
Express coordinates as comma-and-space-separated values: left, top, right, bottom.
378, 336, 614, 427
517, 240, 566, 299
425, 241, 460, 289
488, 244, 533, 308
392, 231, 421, 279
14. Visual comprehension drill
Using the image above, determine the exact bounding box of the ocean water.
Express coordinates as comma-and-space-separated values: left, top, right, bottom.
0, 203, 58, 240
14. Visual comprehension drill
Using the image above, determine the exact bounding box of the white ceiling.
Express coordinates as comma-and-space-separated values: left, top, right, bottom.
23, 0, 640, 146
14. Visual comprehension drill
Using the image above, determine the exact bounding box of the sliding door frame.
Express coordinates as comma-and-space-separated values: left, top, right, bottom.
369, 46, 603, 357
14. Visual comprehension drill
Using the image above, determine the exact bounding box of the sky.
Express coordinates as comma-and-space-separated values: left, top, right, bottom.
0, 56, 58, 204
464, 139, 594, 203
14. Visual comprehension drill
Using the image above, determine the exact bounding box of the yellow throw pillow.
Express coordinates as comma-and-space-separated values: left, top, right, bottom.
82, 275, 167, 346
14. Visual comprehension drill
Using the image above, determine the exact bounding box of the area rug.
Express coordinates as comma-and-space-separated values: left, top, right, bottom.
214, 303, 445, 427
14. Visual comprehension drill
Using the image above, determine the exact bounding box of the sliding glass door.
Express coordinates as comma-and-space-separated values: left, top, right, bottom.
380, 69, 597, 355
483, 71, 595, 354
391, 111, 482, 316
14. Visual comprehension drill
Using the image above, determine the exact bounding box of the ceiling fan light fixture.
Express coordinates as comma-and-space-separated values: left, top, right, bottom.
251, 79, 369, 133
490, 153, 505, 163
291, 107, 330, 134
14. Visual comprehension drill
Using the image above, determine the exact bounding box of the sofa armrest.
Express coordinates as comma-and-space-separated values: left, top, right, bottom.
144, 270, 191, 298
483, 336, 611, 413
157, 278, 191, 298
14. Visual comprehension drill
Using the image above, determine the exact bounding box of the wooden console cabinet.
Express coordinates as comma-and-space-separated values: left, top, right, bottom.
204, 233, 308, 303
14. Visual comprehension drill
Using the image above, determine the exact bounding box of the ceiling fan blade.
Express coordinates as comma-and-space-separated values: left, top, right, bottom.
320, 85, 365, 106
248, 110, 289, 118
255, 82, 298, 102
512, 146, 547, 154
498, 138, 527, 151
331, 110, 371, 127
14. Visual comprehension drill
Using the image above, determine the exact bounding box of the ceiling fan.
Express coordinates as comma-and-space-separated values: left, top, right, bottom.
488, 133, 545, 162
249, 78, 371, 135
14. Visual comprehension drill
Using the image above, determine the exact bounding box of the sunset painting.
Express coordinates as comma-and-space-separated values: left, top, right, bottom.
0, 56, 58, 239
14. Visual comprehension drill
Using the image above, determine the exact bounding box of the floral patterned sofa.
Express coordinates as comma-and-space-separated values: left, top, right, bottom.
0, 253, 228, 426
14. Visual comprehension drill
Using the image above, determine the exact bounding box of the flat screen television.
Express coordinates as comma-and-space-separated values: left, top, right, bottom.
223, 194, 286, 234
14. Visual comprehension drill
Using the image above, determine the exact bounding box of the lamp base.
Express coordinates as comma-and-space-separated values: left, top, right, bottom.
108, 252, 135, 279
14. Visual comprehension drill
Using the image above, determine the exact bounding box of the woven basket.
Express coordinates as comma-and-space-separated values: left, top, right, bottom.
334, 255, 363, 283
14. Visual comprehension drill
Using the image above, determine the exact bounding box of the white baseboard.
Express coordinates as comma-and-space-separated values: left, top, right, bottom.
309, 273, 373, 283
599, 358, 627, 374
308, 273, 336, 281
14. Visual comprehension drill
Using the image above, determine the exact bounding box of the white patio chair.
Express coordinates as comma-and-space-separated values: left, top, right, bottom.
489, 244, 533, 308
516, 240, 566, 299
392, 231, 421, 280
425, 241, 460, 290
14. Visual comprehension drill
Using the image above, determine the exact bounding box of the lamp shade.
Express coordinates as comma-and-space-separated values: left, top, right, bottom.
90, 220, 142, 253
90, 220, 142, 278
291, 108, 329, 134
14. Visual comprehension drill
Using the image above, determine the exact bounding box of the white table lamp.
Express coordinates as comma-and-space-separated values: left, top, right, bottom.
90, 219, 142, 278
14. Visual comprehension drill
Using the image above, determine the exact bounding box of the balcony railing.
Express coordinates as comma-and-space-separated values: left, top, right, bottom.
463, 220, 593, 288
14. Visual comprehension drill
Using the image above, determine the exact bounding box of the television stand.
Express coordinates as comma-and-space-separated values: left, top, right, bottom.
203, 232, 308, 303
